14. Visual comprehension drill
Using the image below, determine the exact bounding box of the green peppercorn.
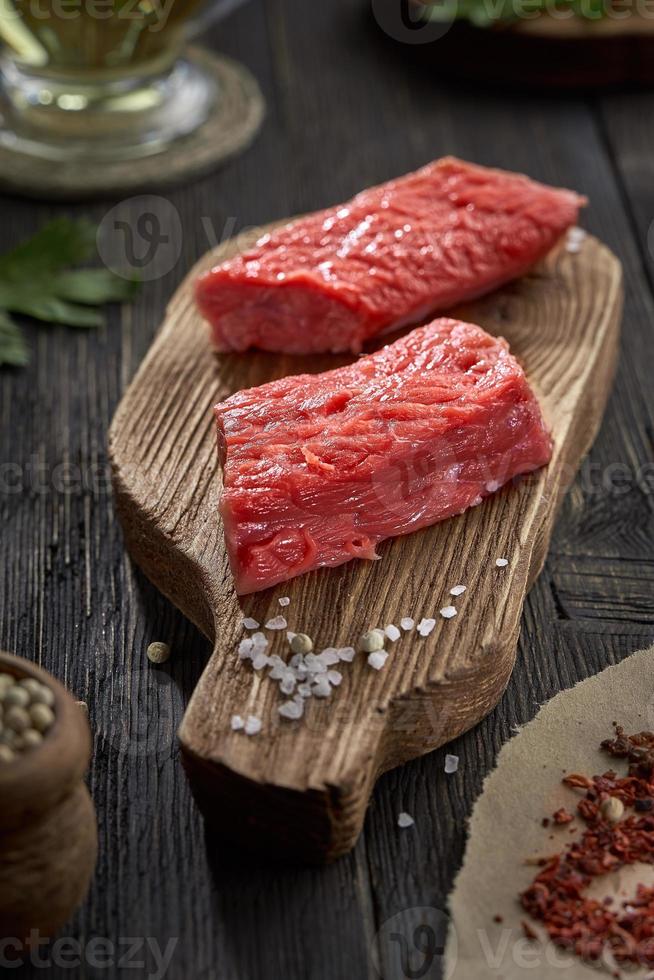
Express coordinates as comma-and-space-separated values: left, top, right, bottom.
5, 705, 30, 733
147, 642, 171, 665
18, 728, 43, 750
290, 633, 313, 655
29, 703, 55, 733
359, 630, 385, 654
19, 678, 55, 706
2, 685, 29, 708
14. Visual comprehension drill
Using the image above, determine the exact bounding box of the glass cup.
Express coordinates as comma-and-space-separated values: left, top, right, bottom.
0, 0, 246, 162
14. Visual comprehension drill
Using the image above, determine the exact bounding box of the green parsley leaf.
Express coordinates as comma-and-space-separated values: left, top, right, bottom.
0, 218, 139, 366
0, 310, 29, 367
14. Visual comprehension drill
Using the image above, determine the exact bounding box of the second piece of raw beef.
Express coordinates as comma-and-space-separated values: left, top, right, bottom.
215, 318, 552, 594
197, 157, 584, 354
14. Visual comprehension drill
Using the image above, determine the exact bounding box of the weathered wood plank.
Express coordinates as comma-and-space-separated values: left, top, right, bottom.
0, 0, 653, 976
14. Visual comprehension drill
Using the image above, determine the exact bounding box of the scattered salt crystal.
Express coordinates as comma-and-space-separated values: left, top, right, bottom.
286, 631, 297, 643
485, 480, 501, 493
230, 714, 244, 731
385, 624, 401, 642
244, 715, 262, 736
252, 651, 269, 671
327, 670, 342, 686
305, 653, 327, 673
242, 617, 259, 630
400, 617, 415, 631
566, 227, 586, 254
278, 596, 290, 607
338, 646, 356, 662
268, 654, 283, 666
445, 753, 459, 774
318, 648, 340, 666
297, 683, 312, 698
450, 585, 466, 597
368, 650, 389, 670
238, 638, 254, 660
495, 557, 509, 568
279, 700, 303, 720
280, 674, 296, 696
439, 606, 457, 620
265, 615, 287, 630
397, 812, 414, 828
417, 617, 436, 636
251, 631, 268, 649
312, 676, 333, 698
268, 663, 286, 680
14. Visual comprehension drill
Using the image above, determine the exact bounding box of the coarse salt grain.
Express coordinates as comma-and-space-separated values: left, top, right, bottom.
251, 631, 268, 648
238, 638, 254, 660
230, 714, 245, 731
305, 653, 326, 673
286, 631, 297, 644
318, 648, 340, 666
242, 617, 259, 630
312, 676, 333, 698
280, 674, 296, 696
417, 618, 436, 636
279, 700, 303, 720
397, 812, 414, 828
252, 652, 269, 671
445, 753, 459, 773
450, 585, 466, 597
278, 597, 290, 607
385, 624, 401, 642
496, 557, 509, 568
265, 616, 287, 630
244, 715, 262, 736
327, 670, 342, 686
368, 650, 389, 670
297, 683, 312, 698
338, 647, 356, 662
439, 606, 457, 620
400, 617, 414, 631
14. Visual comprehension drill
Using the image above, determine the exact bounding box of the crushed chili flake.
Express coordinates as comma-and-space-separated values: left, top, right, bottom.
552, 807, 574, 825
521, 726, 654, 970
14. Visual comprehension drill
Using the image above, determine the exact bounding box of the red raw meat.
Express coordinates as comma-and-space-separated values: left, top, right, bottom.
197, 157, 584, 355
215, 318, 552, 595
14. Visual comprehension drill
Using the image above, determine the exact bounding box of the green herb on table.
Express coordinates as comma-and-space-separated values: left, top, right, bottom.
0, 219, 138, 368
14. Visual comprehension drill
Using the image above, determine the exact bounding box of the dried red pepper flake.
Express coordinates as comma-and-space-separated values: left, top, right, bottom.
553, 807, 574, 825
520, 727, 654, 971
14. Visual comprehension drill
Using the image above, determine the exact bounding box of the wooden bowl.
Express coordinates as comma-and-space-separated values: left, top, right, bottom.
0, 652, 97, 949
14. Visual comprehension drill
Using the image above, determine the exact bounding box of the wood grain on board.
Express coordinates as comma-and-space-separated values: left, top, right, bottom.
109, 229, 622, 860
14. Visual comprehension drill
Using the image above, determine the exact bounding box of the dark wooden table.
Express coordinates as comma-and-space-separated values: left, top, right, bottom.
2, 2, 653, 977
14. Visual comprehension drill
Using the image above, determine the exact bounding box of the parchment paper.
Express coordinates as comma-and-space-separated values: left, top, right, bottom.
445, 646, 654, 980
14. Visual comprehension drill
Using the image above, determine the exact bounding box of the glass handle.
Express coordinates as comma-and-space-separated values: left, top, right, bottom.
185, 0, 251, 41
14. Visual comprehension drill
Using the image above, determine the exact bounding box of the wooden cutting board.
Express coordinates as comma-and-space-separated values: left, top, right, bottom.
109, 227, 622, 862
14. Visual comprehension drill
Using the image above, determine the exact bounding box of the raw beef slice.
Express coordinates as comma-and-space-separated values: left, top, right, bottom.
215, 318, 552, 594
197, 157, 584, 355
